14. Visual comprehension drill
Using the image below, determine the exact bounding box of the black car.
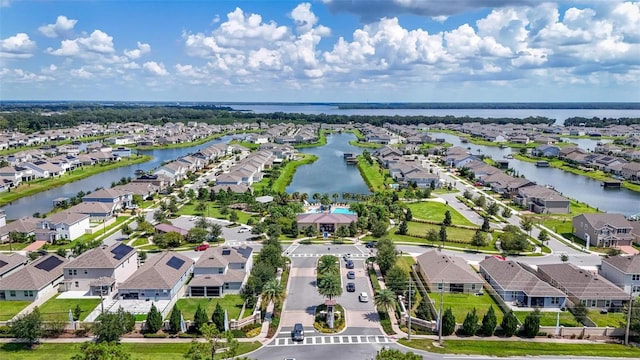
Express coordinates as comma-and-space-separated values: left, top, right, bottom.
292, 323, 304, 341
346, 271, 355, 279
346, 282, 356, 292
346, 260, 354, 269
365, 241, 376, 248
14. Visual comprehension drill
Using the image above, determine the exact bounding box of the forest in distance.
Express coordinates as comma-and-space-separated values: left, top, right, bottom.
0, 102, 639, 132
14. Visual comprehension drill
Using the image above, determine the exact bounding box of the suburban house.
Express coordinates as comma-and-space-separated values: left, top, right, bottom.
67, 202, 117, 221
62, 243, 137, 296
296, 213, 357, 234
35, 212, 90, 242
0, 216, 39, 243
82, 188, 133, 209
532, 145, 560, 158
513, 185, 570, 214
154, 223, 189, 237
187, 246, 253, 297
479, 256, 566, 308
0, 254, 68, 301
599, 255, 640, 297
22, 160, 65, 178
536, 263, 629, 310
0, 253, 28, 279
415, 250, 484, 294
117, 251, 193, 301
572, 213, 635, 248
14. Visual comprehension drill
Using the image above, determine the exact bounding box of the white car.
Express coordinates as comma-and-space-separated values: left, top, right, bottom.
359, 292, 369, 302
238, 227, 250, 233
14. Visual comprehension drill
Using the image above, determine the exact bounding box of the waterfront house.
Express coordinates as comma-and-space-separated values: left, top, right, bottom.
62, 243, 137, 296
296, 213, 357, 234
187, 246, 253, 297
82, 188, 133, 209
36, 212, 90, 242
513, 184, 570, 214
0, 253, 28, 279
572, 213, 634, 248
479, 256, 566, 308
0, 216, 39, 243
67, 202, 117, 221
415, 250, 484, 294
536, 263, 629, 310
600, 255, 640, 297
22, 160, 64, 178
532, 145, 560, 158
0, 254, 68, 301
117, 251, 193, 301
621, 162, 640, 181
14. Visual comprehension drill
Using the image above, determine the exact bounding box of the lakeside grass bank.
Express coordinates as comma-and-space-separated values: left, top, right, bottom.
133, 133, 224, 150
271, 154, 318, 192
356, 155, 390, 192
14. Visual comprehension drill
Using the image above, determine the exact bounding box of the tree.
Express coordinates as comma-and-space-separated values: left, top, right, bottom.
374, 288, 397, 314
384, 265, 409, 296
538, 229, 549, 245
405, 208, 413, 221
71, 341, 132, 360
229, 210, 239, 223
153, 209, 166, 223
481, 216, 490, 232
318, 274, 342, 301
261, 279, 285, 306
195, 202, 206, 214
415, 295, 432, 321
501, 310, 519, 337
376, 348, 422, 360
462, 308, 480, 336
474, 194, 486, 208
224, 330, 240, 359
73, 304, 82, 321
304, 225, 317, 237
335, 224, 349, 238
441, 307, 456, 336
209, 223, 222, 241
193, 304, 209, 333
396, 220, 408, 235
93, 309, 134, 343
186, 227, 208, 244
348, 221, 357, 237
371, 219, 388, 238
11, 307, 43, 345
481, 306, 497, 336
439, 224, 448, 244
486, 202, 500, 216
169, 304, 182, 333
520, 216, 534, 237
627, 297, 640, 334
502, 207, 512, 218
375, 238, 397, 275
471, 230, 488, 250
211, 303, 225, 332
426, 229, 439, 245
523, 309, 541, 338
560, 254, 569, 262
442, 210, 452, 226
145, 304, 163, 333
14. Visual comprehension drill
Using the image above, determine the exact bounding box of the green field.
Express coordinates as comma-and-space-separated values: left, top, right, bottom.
175, 294, 245, 321
0, 301, 30, 321
432, 292, 504, 325
514, 310, 580, 327
356, 156, 392, 192
587, 310, 626, 328
38, 295, 101, 322
0, 341, 262, 360
177, 203, 253, 224
405, 201, 476, 227
271, 154, 318, 192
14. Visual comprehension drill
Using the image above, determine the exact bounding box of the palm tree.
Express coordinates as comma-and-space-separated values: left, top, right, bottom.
261, 279, 286, 305
312, 193, 320, 203
374, 288, 397, 314
318, 274, 342, 301
318, 256, 338, 275
332, 193, 339, 203
300, 193, 309, 203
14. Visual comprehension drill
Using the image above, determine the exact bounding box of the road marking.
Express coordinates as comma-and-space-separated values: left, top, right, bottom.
267, 335, 393, 347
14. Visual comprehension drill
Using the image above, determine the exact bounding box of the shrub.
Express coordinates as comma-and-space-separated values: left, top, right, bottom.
462, 308, 479, 336
143, 332, 168, 338
441, 308, 456, 336
523, 309, 541, 338
501, 310, 519, 337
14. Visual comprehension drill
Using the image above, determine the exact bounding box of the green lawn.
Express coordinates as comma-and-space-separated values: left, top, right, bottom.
175, 294, 244, 321
432, 292, 504, 325
271, 154, 318, 193
405, 222, 480, 245
0, 341, 262, 360
405, 202, 476, 227
396, 256, 415, 274
45, 216, 130, 250
38, 295, 101, 321
0, 243, 29, 251
177, 202, 253, 224
0, 301, 30, 321
356, 156, 392, 192
588, 310, 626, 328
514, 310, 580, 327
131, 237, 149, 247
399, 339, 640, 357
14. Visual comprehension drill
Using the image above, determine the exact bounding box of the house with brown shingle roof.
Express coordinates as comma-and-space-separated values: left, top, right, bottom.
0, 254, 68, 301
415, 250, 484, 294
479, 257, 566, 308
572, 213, 635, 248
62, 243, 137, 296
0, 253, 28, 279
296, 212, 358, 234
187, 246, 253, 297
0, 216, 39, 243
536, 263, 629, 310
600, 255, 640, 297
118, 251, 193, 301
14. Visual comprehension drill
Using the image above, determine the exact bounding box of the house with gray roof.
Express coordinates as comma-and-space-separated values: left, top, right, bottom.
600, 255, 640, 297
572, 213, 635, 248
36, 212, 90, 242
0, 253, 28, 279
415, 250, 484, 294
479, 256, 566, 308
0, 254, 68, 301
296, 212, 357, 234
187, 246, 253, 297
62, 243, 137, 296
82, 187, 133, 209
513, 184, 570, 214
118, 251, 193, 301
0, 216, 39, 243
536, 263, 629, 310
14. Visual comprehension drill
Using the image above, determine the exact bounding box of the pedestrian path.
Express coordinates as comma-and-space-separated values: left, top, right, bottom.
267, 334, 393, 347
287, 253, 368, 258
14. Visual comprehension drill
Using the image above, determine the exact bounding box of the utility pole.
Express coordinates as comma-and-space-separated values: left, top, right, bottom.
438, 281, 444, 345
625, 293, 634, 346
407, 280, 412, 341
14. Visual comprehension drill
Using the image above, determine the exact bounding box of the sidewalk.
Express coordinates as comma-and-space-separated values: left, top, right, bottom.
371, 262, 407, 339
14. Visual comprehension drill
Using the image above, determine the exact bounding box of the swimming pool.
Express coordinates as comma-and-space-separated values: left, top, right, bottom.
305, 207, 356, 215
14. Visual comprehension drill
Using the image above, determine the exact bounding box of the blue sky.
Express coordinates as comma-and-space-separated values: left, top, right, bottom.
1, 0, 639, 102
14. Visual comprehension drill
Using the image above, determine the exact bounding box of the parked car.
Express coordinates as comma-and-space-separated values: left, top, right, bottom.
347, 271, 355, 279
343, 253, 351, 260
359, 292, 369, 302
365, 241, 376, 248
195, 243, 210, 251
238, 227, 250, 233
292, 323, 304, 341
346, 260, 354, 269
346, 282, 356, 292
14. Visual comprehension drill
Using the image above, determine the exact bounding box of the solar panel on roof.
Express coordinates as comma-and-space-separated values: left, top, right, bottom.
166, 256, 185, 270
110, 244, 133, 260
0, 260, 8, 268
34, 256, 63, 272
221, 249, 231, 255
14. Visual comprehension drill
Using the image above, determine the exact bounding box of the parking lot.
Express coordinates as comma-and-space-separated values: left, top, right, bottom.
170, 215, 255, 243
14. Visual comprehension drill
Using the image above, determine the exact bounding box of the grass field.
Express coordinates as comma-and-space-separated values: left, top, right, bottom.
38, 295, 101, 321
0, 301, 30, 321
432, 292, 504, 325
356, 156, 392, 192
175, 294, 245, 321
405, 222, 482, 246
405, 201, 476, 227
271, 154, 318, 193
0, 341, 262, 360
177, 203, 253, 224
588, 310, 626, 328
396, 256, 416, 274
0, 242, 29, 251
399, 339, 640, 357
514, 310, 580, 327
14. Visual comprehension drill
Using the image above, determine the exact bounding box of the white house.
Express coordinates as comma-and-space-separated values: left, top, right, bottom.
118, 251, 193, 301
0, 254, 68, 301
36, 212, 90, 242
600, 255, 640, 297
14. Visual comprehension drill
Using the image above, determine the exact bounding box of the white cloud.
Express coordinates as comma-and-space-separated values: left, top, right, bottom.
39, 15, 78, 38
124, 42, 151, 59
291, 3, 318, 34
48, 29, 115, 58
0, 33, 36, 59
143, 61, 168, 76
0, 67, 53, 82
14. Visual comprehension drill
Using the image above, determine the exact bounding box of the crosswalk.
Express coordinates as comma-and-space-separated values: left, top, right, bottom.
286, 253, 369, 258
268, 334, 393, 347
